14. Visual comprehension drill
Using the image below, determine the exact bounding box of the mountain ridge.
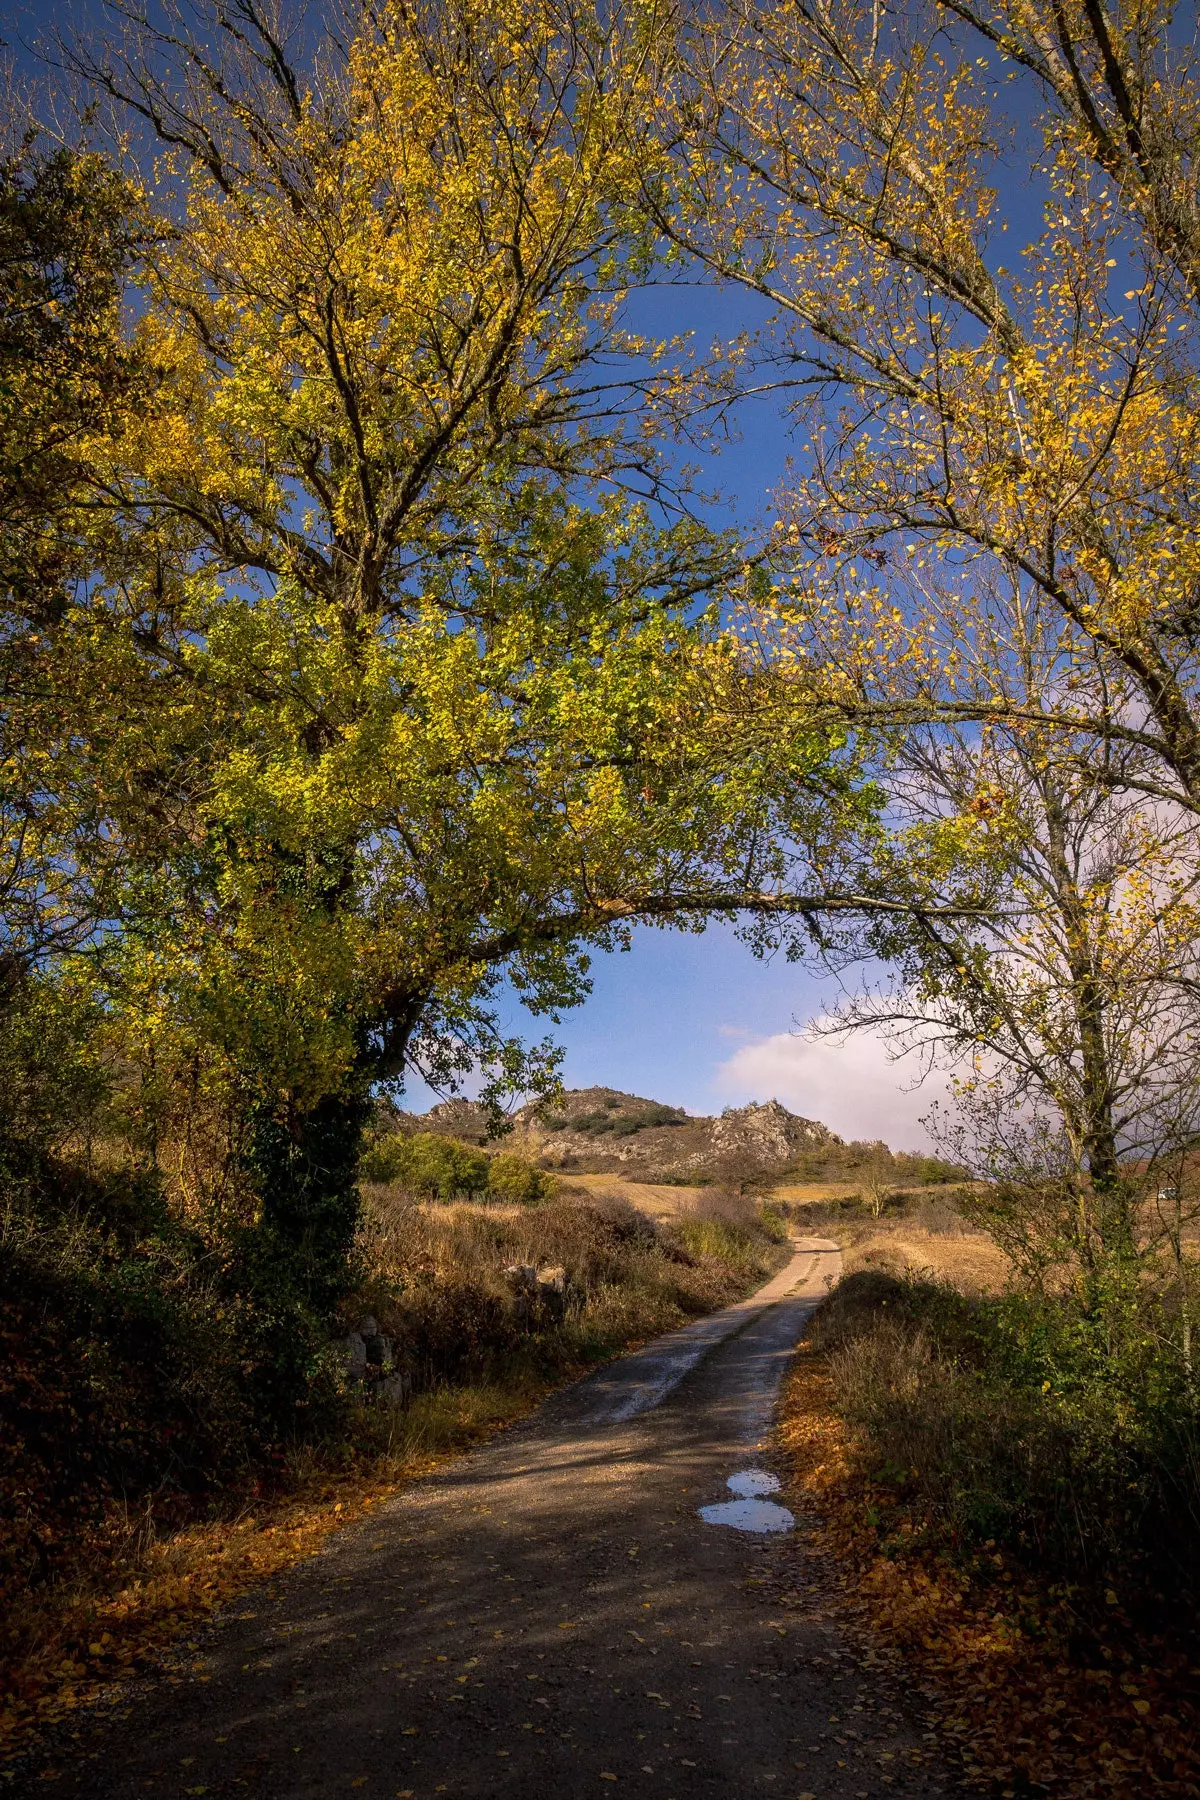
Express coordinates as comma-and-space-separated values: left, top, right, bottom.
395, 1085, 841, 1182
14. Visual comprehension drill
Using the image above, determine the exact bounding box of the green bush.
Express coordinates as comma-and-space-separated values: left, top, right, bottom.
486, 1152, 556, 1205
814, 1267, 1200, 1602
361, 1133, 554, 1202
756, 1201, 790, 1242
361, 1131, 490, 1198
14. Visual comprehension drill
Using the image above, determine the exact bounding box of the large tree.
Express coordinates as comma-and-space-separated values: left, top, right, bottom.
659, 0, 1200, 810
0, 140, 146, 981
14, 0, 871, 1316
805, 569, 1200, 1270
647, 0, 1200, 1230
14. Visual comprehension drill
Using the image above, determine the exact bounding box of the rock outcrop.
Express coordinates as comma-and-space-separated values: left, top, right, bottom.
709, 1099, 829, 1162
337, 1314, 413, 1407
395, 1085, 839, 1182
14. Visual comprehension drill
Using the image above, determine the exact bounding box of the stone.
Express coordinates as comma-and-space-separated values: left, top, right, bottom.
536, 1265, 567, 1322
364, 1331, 393, 1369
503, 1263, 538, 1294
709, 1099, 828, 1163
378, 1367, 413, 1408
341, 1331, 368, 1381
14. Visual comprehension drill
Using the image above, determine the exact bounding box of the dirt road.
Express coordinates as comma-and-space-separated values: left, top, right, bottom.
44, 1240, 952, 1800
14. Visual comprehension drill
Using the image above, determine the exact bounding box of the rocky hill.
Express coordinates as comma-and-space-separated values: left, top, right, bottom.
400, 1086, 839, 1183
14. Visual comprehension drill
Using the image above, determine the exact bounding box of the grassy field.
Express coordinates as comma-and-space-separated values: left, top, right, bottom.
780, 1188, 1010, 1290
554, 1171, 709, 1218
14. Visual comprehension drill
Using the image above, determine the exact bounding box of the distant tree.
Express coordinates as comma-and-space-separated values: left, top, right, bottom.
858, 1156, 894, 1222
361, 1133, 489, 1200
486, 1153, 556, 1206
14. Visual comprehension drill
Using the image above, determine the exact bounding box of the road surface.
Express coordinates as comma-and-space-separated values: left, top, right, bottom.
42, 1239, 952, 1799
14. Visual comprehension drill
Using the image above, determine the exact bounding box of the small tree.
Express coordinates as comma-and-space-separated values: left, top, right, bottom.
486, 1153, 556, 1206
361, 1133, 489, 1200
858, 1154, 894, 1221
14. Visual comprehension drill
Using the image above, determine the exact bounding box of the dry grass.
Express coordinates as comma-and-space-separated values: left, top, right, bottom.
839, 1225, 1010, 1292
782, 1189, 1011, 1292
770, 1180, 863, 1204
549, 1171, 709, 1218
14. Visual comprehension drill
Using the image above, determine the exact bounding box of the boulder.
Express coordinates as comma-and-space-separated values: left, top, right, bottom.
341, 1331, 368, 1381
536, 1264, 567, 1322
378, 1367, 413, 1408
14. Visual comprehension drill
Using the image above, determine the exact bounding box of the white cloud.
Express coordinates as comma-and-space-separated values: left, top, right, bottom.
712, 1021, 951, 1151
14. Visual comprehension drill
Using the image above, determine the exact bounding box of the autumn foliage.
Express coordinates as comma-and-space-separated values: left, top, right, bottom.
6, 0, 1200, 1786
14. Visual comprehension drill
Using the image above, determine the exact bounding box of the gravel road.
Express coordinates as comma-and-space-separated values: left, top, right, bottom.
42, 1238, 953, 1800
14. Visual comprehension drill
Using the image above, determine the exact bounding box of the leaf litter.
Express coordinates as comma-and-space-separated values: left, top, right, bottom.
776, 1347, 1200, 1798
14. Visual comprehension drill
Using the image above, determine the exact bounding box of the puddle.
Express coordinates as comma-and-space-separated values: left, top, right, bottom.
726, 1469, 781, 1498
698, 1469, 795, 1534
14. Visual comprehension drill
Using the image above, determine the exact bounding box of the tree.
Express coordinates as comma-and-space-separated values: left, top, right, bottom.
644, 0, 1200, 1277
361, 1132, 490, 1199
657, 0, 1200, 815
32, 0, 861, 1325
813, 575, 1200, 1270
858, 1151, 894, 1221
0, 140, 147, 978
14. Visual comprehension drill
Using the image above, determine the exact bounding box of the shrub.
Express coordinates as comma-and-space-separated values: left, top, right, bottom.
676, 1187, 780, 1272
358, 1187, 787, 1384
360, 1132, 489, 1198
0, 1171, 267, 1638
756, 1202, 790, 1242
486, 1152, 556, 1205
813, 1268, 1200, 1601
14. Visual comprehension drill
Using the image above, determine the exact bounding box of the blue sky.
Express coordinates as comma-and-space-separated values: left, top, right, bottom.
401, 922, 950, 1149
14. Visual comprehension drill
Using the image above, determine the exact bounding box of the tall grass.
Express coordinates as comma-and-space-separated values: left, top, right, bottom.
353, 1182, 786, 1385
812, 1268, 1200, 1610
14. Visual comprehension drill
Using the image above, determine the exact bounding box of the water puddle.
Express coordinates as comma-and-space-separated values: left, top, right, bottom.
698, 1469, 794, 1534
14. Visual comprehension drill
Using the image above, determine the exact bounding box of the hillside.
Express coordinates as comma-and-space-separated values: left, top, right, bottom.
398, 1086, 840, 1183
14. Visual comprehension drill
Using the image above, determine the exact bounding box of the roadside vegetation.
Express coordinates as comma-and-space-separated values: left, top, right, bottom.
778, 1188, 1200, 1794
7, 0, 1200, 1790
0, 1117, 786, 1770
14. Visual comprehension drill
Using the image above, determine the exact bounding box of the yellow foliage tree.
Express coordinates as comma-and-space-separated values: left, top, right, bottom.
19, 0, 858, 1323
649, 0, 1200, 1247
658, 0, 1200, 806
